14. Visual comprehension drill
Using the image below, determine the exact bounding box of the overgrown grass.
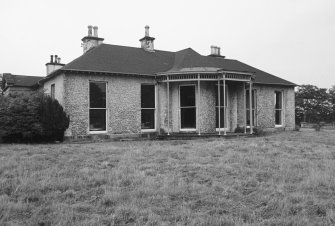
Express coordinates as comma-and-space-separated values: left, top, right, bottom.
1, 131, 335, 225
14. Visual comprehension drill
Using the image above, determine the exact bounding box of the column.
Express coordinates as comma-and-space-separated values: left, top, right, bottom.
249, 81, 253, 134
244, 82, 247, 134
156, 82, 160, 134
218, 78, 221, 135
223, 74, 227, 136
198, 74, 201, 135
167, 76, 170, 135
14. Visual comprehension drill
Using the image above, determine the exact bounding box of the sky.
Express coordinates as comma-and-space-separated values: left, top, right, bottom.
1, 0, 335, 88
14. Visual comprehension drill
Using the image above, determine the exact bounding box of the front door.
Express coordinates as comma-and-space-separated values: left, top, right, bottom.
180, 85, 196, 130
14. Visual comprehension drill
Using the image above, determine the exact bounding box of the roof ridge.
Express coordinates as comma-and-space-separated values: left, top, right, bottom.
100, 43, 175, 54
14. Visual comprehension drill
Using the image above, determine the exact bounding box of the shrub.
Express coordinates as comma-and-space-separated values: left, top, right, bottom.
0, 91, 69, 143
253, 127, 265, 136
38, 95, 70, 142
313, 123, 321, 132
234, 125, 245, 133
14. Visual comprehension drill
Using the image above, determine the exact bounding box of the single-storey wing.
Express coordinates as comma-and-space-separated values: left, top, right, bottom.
40, 25, 296, 138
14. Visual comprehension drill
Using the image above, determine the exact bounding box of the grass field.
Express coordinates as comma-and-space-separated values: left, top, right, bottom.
0, 131, 335, 225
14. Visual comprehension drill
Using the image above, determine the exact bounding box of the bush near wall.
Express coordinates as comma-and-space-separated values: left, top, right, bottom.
0, 92, 69, 143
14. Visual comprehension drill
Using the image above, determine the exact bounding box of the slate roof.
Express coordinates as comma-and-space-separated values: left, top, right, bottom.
62, 44, 175, 75
2, 74, 42, 88
51, 43, 295, 86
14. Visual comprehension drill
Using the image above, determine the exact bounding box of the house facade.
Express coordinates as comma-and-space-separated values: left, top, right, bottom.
40, 26, 295, 138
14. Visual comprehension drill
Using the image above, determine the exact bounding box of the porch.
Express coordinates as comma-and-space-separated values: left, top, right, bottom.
157, 69, 256, 136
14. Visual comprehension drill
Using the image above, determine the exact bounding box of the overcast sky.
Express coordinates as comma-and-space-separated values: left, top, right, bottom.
1, 0, 335, 88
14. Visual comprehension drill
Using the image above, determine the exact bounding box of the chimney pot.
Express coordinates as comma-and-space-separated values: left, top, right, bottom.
88, 25, 93, 36
210, 45, 221, 55
46, 55, 63, 75
145, 25, 150, 37
93, 26, 98, 37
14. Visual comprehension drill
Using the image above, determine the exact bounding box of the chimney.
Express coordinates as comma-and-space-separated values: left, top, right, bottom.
139, 25, 155, 52
81, 25, 104, 54
45, 55, 65, 75
93, 26, 98, 37
209, 45, 225, 58
88, 25, 93, 36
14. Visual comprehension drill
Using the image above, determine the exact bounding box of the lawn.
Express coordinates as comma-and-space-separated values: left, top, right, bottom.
0, 131, 335, 225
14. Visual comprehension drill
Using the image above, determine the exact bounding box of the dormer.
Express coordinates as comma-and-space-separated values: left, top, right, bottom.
81, 25, 104, 54
139, 25, 155, 52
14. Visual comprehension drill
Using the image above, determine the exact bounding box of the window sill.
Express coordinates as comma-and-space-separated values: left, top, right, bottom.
89, 131, 108, 134
216, 128, 228, 131
275, 125, 283, 128
180, 128, 197, 132
141, 129, 156, 133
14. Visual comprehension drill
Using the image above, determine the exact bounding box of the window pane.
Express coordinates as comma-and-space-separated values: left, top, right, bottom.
141, 109, 155, 129
246, 90, 256, 109
141, 85, 155, 108
246, 109, 255, 126
180, 86, 195, 107
275, 91, 282, 109
275, 109, 282, 125
51, 84, 55, 99
246, 91, 250, 109
90, 82, 106, 108
181, 108, 196, 128
89, 109, 106, 131
216, 107, 225, 128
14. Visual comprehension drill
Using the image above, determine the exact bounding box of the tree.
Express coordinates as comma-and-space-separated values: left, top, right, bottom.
295, 85, 334, 124
329, 86, 335, 122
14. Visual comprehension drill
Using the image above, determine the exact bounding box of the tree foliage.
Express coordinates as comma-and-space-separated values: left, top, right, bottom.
0, 91, 69, 143
295, 85, 335, 124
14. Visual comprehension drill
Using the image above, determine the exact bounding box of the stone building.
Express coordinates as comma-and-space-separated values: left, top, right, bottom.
39, 25, 296, 138
1, 73, 41, 96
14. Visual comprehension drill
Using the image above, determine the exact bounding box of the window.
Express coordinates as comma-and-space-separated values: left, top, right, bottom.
275, 91, 283, 126
141, 84, 155, 130
89, 82, 107, 132
51, 84, 55, 99
215, 85, 228, 129
246, 89, 256, 126
180, 85, 196, 129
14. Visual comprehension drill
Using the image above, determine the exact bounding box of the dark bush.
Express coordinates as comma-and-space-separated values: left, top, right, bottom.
0, 91, 69, 143
38, 95, 70, 142
252, 127, 265, 136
